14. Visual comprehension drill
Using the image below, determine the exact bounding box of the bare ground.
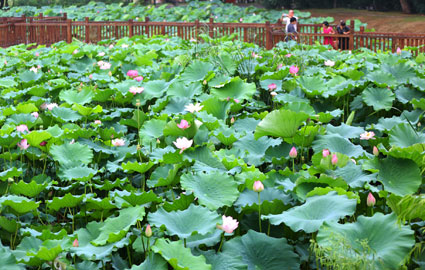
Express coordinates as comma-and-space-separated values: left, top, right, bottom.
306, 8, 425, 33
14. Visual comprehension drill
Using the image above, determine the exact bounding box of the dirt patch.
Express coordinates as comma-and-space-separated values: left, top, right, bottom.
306, 8, 425, 33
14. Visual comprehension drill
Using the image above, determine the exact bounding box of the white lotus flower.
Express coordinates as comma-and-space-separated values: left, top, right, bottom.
173, 137, 193, 154
324, 60, 335, 67
184, 103, 203, 113
112, 138, 125, 146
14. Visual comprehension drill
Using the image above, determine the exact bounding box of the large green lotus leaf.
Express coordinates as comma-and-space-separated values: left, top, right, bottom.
23, 131, 52, 148
10, 180, 48, 197
152, 239, 211, 270
50, 142, 93, 167
112, 190, 162, 207
30, 239, 72, 261
234, 188, 292, 215
254, 109, 309, 139
14, 237, 42, 266
0, 245, 24, 270
410, 77, 425, 91
163, 97, 191, 115
382, 63, 415, 84
139, 118, 166, 147
362, 87, 395, 111
72, 221, 129, 261
0, 77, 17, 88
109, 80, 139, 95
19, 70, 42, 83
200, 250, 246, 270
234, 134, 282, 166
184, 146, 227, 172
317, 213, 414, 270
202, 96, 231, 120
222, 230, 300, 270
72, 104, 102, 117
180, 61, 214, 83
147, 163, 182, 188
50, 107, 83, 122
16, 103, 37, 114
328, 162, 375, 188
141, 80, 169, 100
263, 192, 356, 233
122, 161, 154, 173
148, 204, 220, 238
180, 172, 239, 210
389, 123, 425, 148
167, 81, 202, 98
294, 174, 349, 201
61, 166, 97, 181
326, 123, 364, 139
411, 98, 425, 110
59, 88, 94, 105
0, 195, 40, 214
375, 157, 421, 196
129, 253, 168, 270
92, 206, 145, 246
0, 134, 21, 148
366, 70, 397, 87
395, 86, 425, 104
186, 230, 222, 248
298, 75, 326, 96
386, 144, 425, 166
283, 102, 315, 116
313, 134, 365, 158
211, 77, 256, 101
47, 194, 86, 211
0, 167, 23, 181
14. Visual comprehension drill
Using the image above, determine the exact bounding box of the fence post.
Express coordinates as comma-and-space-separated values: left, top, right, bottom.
195, 19, 199, 40
265, 21, 272, 50
63, 12, 67, 20
67, 19, 72, 43
208, 17, 214, 38
359, 26, 364, 49
129, 19, 134, 38
85, 17, 90, 43
349, 20, 355, 50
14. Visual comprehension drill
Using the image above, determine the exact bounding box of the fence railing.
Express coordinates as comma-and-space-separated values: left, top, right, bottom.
1, 14, 424, 54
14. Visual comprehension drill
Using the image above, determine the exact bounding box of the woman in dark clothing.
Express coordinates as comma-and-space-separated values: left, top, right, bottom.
285, 17, 298, 42
336, 20, 350, 50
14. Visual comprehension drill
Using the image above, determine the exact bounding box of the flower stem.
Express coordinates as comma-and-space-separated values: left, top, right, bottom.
292, 159, 295, 173
217, 232, 225, 252
258, 192, 262, 233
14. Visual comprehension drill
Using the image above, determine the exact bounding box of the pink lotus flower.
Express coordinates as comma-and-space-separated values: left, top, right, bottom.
396, 47, 402, 55
173, 137, 193, 154
134, 76, 143, 82
129, 86, 144, 95
373, 146, 379, 156
31, 112, 39, 118
239, 18, 243, 22
277, 63, 283, 70
253, 181, 264, 192
35, 52, 40, 57
89, 74, 93, 80
234, 99, 240, 103
46, 103, 58, 111
39, 141, 47, 146
111, 138, 125, 146
268, 83, 277, 91
217, 215, 239, 234
72, 239, 79, 247
367, 192, 376, 207
351, 158, 357, 164
109, 44, 114, 49
322, 149, 330, 157
16, 124, 29, 133
184, 103, 203, 113
97, 61, 111, 70
289, 65, 299, 75
145, 224, 152, 237
331, 154, 338, 165
127, 70, 138, 78
177, 119, 190, 129
285, 53, 292, 57
4, 60, 7, 65
360, 131, 375, 140
17, 139, 29, 150
94, 120, 102, 125
289, 147, 297, 158
73, 49, 79, 55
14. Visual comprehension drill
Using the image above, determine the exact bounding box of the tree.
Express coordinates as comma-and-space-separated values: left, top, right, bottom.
400, 0, 411, 13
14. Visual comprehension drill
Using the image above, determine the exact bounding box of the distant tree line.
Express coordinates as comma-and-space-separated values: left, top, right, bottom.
262, 0, 425, 14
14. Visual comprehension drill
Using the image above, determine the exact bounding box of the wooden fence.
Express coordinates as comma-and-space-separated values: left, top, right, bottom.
0, 13, 424, 54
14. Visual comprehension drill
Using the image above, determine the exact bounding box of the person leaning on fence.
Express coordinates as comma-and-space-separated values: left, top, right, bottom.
322, 21, 336, 49
285, 17, 298, 42
281, 10, 298, 33
336, 20, 350, 50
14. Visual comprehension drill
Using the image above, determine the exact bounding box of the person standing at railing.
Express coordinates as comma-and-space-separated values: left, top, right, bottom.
336, 20, 350, 50
285, 17, 298, 42
322, 21, 336, 49
281, 10, 298, 33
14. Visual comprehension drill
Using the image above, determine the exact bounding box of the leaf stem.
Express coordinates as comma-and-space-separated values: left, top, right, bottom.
258, 192, 262, 233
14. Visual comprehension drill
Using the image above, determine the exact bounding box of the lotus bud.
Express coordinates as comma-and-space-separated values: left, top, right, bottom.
230, 117, 235, 124
7, 177, 14, 183
145, 224, 152, 237
373, 146, 379, 156
289, 147, 297, 158
367, 192, 376, 207
396, 47, 402, 55
203, 80, 207, 85
331, 154, 338, 165
322, 149, 330, 157
73, 239, 79, 247
253, 181, 264, 192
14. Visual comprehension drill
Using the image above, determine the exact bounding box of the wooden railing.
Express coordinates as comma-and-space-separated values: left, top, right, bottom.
0, 14, 424, 54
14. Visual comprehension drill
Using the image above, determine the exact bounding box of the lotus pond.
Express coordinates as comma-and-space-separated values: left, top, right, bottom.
0, 35, 425, 269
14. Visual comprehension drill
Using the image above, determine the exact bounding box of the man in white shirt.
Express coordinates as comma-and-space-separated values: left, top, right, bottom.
281, 10, 298, 33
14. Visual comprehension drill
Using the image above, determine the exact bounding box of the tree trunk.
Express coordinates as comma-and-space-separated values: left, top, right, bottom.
400, 0, 411, 13
0, 0, 4, 9
333, 0, 337, 8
